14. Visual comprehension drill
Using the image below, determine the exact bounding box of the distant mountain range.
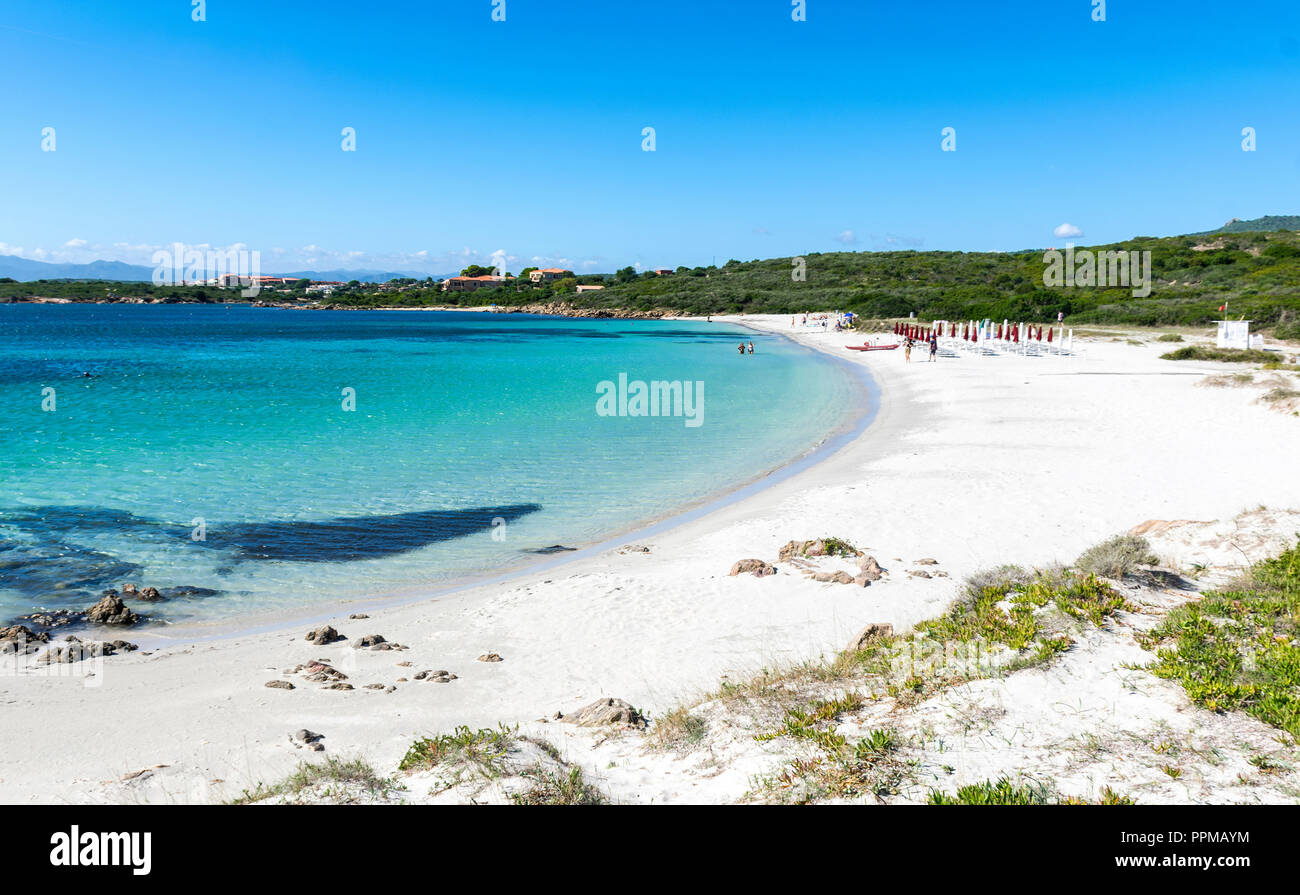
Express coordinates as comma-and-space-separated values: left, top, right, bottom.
0, 255, 445, 284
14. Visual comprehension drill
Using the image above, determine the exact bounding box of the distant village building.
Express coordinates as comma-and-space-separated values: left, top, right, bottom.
654, 268, 673, 276
442, 275, 513, 292
575, 285, 605, 293
217, 275, 297, 287
529, 268, 574, 283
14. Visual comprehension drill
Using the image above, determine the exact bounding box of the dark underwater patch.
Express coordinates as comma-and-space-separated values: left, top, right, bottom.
0, 536, 141, 600
192, 503, 543, 562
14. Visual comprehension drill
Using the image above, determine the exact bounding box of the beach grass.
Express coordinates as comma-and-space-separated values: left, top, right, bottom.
1160, 345, 1277, 363
1074, 534, 1159, 580
230, 757, 401, 805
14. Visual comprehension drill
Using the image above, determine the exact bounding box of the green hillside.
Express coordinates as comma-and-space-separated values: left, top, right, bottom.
1192, 215, 1300, 235
553, 229, 1300, 327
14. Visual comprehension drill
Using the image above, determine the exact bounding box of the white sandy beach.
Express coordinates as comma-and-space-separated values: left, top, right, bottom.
2, 317, 1298, 804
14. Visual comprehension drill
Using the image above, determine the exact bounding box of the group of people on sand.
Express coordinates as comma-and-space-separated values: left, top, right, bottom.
902, 333, 938, 363
737, 341, 755, 355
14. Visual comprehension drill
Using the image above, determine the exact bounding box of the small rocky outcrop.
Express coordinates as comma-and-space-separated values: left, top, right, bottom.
352, 634, 404, 650
38, 636, 138, 664
288, 660, 348, 683
305, 625, 345, 645
136, 587, 164, 601
477, 652, 503, 663
1, 624, 49, 654
729, 558, 777, 577
857, 555, 885, 581
15, 610, 81, 630
290, 729, 325, 751
1, 624, 48, 644
84, 593, 139, 626
559, 697, 647, 730
265, 680, 295, 690
780, 539, 823, 561
812, 570, 856, 585
413, 669, 458, 683
846, 623, 895, 652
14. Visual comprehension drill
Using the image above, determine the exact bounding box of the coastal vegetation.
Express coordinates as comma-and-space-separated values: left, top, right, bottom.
230, 756, 401, 805
1139, 540, 1300, 739
1160, 346, 1278, 363
7, 221, 1300, 332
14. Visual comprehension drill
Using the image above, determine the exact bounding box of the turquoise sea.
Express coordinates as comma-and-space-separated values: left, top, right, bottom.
0, 305, 865, 628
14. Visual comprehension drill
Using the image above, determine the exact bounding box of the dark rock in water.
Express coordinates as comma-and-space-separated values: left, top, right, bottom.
84, 594, 140, 626
0, 527, 142, 598
305, 625, 345, 645
136, 587, 164, 601
529, 544, 577, 554
158, 585, 220, 599
121, 583, 138, 597
14, 609, 83, 632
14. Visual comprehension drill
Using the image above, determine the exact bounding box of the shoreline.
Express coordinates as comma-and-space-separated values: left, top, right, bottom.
3, 315, 1299, 804
114, 324, 879, 648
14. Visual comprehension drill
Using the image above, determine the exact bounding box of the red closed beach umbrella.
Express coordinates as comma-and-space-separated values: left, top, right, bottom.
1047, 327, 1053, 343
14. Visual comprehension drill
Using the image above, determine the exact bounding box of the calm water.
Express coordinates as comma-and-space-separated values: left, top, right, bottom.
0, 304, 864, 628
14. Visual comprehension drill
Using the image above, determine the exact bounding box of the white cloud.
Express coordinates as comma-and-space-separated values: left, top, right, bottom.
835, 230, 858, 245
1053, 222, 1083, 238
64, 238, 87, 247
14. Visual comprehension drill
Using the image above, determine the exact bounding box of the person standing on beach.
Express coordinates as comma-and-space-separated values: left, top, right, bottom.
929, 334, 938, 362
904, 337, 912, 363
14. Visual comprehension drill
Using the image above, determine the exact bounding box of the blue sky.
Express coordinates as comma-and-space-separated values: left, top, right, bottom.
2, 0, 1298, 275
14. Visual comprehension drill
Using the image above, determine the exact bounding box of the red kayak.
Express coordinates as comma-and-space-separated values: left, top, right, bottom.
846, 343, 900, 351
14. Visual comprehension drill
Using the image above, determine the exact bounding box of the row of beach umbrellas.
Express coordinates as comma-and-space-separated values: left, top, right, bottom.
893, 321, 1056, 343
